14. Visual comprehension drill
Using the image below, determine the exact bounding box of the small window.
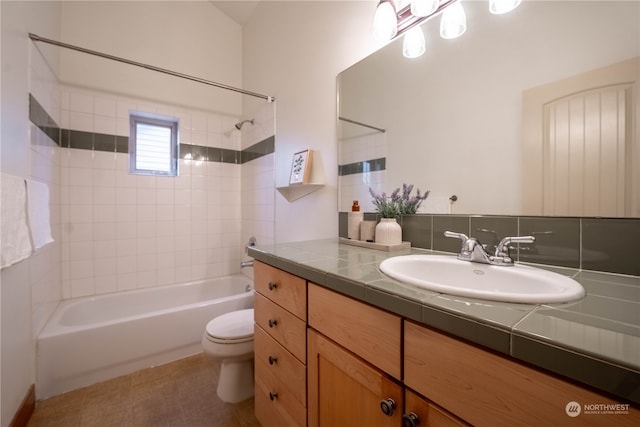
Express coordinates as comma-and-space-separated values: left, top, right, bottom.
129, 112, 179, 176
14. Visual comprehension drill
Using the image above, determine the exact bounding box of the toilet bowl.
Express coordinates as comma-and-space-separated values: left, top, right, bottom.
202, 308, 254, 403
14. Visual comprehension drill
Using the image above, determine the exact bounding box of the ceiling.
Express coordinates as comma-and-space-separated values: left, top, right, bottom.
210, 1, 260, 25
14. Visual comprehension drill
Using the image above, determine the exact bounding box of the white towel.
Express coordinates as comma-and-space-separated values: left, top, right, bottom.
27, 179, 54, 250
1, 174, 33, 268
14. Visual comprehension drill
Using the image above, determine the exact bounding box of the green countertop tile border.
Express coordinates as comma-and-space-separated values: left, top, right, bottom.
248, 238, 640, 405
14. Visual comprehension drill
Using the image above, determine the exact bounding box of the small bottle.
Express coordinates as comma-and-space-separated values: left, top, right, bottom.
347, 200, 364, 240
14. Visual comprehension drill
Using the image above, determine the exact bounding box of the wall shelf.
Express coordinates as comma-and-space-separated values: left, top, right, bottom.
277, 183, 324, 202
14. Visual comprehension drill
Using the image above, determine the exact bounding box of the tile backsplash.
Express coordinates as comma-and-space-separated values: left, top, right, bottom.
339, 213, 640, 277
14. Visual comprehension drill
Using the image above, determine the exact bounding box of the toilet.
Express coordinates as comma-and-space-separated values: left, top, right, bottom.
201, 308, 255, 403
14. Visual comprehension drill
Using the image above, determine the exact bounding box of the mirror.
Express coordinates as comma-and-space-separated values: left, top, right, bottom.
338, 1, 639, 217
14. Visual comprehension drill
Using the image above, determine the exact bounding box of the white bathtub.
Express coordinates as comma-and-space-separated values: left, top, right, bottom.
36, 274, 254, 399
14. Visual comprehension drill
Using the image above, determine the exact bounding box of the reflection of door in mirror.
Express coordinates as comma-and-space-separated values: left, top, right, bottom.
523, 57, 639, 217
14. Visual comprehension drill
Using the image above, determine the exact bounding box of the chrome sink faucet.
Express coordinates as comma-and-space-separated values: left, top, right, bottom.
444, 231, 535, 266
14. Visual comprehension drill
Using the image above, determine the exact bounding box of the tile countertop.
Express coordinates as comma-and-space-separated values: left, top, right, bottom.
248, 238, 640, 405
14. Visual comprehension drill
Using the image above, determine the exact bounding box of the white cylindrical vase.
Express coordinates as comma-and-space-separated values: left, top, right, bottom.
375, 218, 402, 245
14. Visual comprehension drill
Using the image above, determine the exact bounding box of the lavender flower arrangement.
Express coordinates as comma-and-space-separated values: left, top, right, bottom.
369, 187, 401, 218
397, 183, 430, 214
369, 184, 430, 218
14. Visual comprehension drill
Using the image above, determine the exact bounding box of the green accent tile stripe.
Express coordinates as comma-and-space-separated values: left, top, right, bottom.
29, 93, 275, 164
339, 157, 386, 176
29, 94, 60, 145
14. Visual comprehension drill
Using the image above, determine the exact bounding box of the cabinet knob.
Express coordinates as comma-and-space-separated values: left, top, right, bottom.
269, 391, 278, 401
268, 355, 278, 365
268, 319, 278, 328
268, 281, 278, 290
402, 412, 420, 427
380, 398, 396, 416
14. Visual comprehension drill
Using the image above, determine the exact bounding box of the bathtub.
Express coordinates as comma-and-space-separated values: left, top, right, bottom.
36, 274, 254, 399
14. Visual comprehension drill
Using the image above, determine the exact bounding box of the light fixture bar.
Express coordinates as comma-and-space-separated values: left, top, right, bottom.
395, 0, 458, 38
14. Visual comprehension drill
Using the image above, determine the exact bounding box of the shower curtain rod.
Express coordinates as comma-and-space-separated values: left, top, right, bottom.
29, 33, 275, 102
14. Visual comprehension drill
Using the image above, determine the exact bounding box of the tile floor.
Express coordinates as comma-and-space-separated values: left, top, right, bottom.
27, 353, 261, 427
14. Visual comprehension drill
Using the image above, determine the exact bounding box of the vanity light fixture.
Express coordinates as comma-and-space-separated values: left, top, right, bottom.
440, 2, 467, 39
373, 0, 398, 41
403, 25, 426, 58
489, 0, 522, 15
411, 0, 440, 17
377, 0, 519, 58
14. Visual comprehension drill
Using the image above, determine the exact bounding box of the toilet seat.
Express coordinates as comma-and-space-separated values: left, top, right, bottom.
205, 308, 254, 344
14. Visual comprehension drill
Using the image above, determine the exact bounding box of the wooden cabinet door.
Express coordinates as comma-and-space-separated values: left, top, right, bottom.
404, 389, 470, 427
308, 329, 402, 427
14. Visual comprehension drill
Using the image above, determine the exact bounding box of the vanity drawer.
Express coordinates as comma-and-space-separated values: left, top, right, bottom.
254, 325, 306, 407
255, 364, 307, 427
404, 320, 640, 426
255, 292, 306, 362
308, 283, 401, 379
254, 261, 307, 321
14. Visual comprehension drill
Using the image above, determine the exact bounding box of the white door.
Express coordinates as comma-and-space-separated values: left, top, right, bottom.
523, 57, 639, 217
543, 84, 631, 216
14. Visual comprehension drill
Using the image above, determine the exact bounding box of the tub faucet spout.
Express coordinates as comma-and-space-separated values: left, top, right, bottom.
240, 260, 254, 269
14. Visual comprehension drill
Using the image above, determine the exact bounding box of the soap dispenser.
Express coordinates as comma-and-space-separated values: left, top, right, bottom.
347, 200, 364, 240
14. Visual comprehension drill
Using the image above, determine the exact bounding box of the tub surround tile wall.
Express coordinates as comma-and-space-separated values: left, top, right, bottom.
339, 213, 640, 277
30, 90, 274, 299
338, 157, 385, 176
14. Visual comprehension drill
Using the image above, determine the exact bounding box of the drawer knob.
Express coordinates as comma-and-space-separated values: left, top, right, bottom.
268, 355, 278, 365
269, 391, 278, 401
402, 412, 420, 427
380, 398, 396, 416
268, 281, 278, 290
268, 319, 278, 328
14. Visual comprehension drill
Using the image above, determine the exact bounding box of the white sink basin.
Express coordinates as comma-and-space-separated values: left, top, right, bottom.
379, 255, 585, 304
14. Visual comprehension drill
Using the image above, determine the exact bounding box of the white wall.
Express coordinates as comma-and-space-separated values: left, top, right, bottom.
60, 1, 243, 114
243, 1, 381, 242
1, 1, 61, 425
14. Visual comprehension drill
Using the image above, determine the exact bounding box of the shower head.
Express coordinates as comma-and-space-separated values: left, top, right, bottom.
235, 119, 254, 130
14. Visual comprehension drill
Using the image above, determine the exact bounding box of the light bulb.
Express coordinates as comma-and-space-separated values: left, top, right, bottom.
373, 1, 398, 41
403, 26, 426, 58
489, 0, 522, 15
440, 2, 466, 39
411, 0, 440, 18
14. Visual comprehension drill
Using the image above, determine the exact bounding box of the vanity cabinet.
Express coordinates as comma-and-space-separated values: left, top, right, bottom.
308, 283, 406, 427
404, 389, 470, 427
405, 320, 640, 426
254, 261, 307, 427
308, 328, 403, 427
255, 261, 639, 427
307, 283, 466, 427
